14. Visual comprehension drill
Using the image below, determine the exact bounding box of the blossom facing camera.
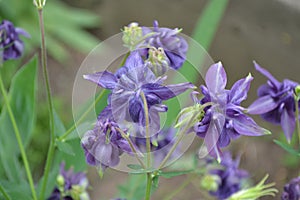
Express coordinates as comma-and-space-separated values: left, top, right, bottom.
47, 163, 90, 200
84, 51, 194, 134
282, 176, 300, 200
0, 20, 30, 61
195, 62, 270, 160
247, 62, 300, 142
142, 20, 188, 70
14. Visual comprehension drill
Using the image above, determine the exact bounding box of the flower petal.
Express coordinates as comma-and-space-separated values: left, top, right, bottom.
232, 114, 270, 136
205, 62, 227, 95
229, 73, 253, 104
253, 61, 281, 89
83, 71, 117, 89
281, 108, 295, 143
125, 51, 144, 68
247, 95, 278, 114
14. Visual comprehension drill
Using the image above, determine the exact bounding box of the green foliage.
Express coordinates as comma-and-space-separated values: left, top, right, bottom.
0, 57, 37, 182
0, 0, 100, 61
117, 174, 147, 200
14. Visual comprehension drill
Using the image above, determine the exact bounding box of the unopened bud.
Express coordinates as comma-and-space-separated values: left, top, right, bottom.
145, 47, 170, 76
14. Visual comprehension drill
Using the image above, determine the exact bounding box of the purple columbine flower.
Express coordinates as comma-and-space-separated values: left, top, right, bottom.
47, 163, 90, 200
208, 152, 248, 200
81, 105, 131, 170
247, 62, 299, 142
84, 52, 194, 134
282, 176, 300, 200
195, 62, 270, 160
142, 20, 188, 70
0, 20, 30, 61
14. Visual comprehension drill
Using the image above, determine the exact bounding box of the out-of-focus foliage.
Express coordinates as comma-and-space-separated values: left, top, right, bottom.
0, 0, 100, 61
0, 57, 37, 182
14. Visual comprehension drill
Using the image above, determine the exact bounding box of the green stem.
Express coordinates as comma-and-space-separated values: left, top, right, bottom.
295, 97, 300, 146
0, 182, 11, 200
58, 89, 106, 141
145, 173, 152, 200
162, 175, 195, 200
0, 75, 37, 200
140, 92, 151, 167
120, 52, 130, 66
116, 127, 146, 168
37, 8, 56, 200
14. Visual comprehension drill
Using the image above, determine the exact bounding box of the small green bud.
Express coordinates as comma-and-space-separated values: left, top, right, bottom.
145, 47, 170, 76
200, 174, 220, 192
175, 103, 205, 129
56, 174, 65, 187
295, 85, 300, 100
122, 22, 143, 50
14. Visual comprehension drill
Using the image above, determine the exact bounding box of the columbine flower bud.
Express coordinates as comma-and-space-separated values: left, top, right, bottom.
145, 47, 170, 76
200, 174, 220, 192
175, 103, 205, 129
228, 175, 278, 200
295, 85, 300, 100
56, 174, 65, 188
122, 22, 143, 50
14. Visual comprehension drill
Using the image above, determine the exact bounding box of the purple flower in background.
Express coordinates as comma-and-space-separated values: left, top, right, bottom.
81, 106, 131, 170
84, 52, 194, 134
195, 62, 270, 160
0, 20, 29, 61
142, 20, 188, 70
47, 163, 89, 200
282, 176, 300, 200
248, 62, 299, 142
209, 152, 248, 200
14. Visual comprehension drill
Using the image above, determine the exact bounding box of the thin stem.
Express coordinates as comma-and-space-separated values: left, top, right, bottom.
145, 173, 152, 200
58, 89, 106, 141
158, 102, 212, 170
0, 74, 37, 200
162, 175, 195, 200
295, 97, 300, 146
37, 9, 55, 200
140, 92, 151, 167
120, 52, 130, 66
116, 127, 146, 168
0, 181, 10, 200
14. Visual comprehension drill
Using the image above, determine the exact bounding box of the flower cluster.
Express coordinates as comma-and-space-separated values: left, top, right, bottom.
248, 62, 300, 142
47, 163, 90, 200
81, 21, 192, 171
0, 20, 29, 61
194, 62, 270, 160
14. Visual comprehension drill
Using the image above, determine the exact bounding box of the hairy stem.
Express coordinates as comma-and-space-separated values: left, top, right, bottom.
0, 75, 37, 200
37, 8, 55, 200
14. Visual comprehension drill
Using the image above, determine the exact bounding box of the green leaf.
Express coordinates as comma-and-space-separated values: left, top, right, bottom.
274, 139, 300, 156
160, 170, 194, 178
165, 0, 229, 125
56, 141, 75, 156
0, 57, 37, 182
53, 109, 66, 137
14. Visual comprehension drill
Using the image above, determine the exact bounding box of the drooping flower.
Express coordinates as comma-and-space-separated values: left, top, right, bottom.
81, 105, 131, 170
247, 62, 300, 142
47, 163, 90, 200
0, 20, 30, 61
207, 152, 249, 200
142, 20, 188, 70
84, 51, 194, 134
281, 176, 300, 200
195, 62, 270, 160
144, 47, 170, 76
